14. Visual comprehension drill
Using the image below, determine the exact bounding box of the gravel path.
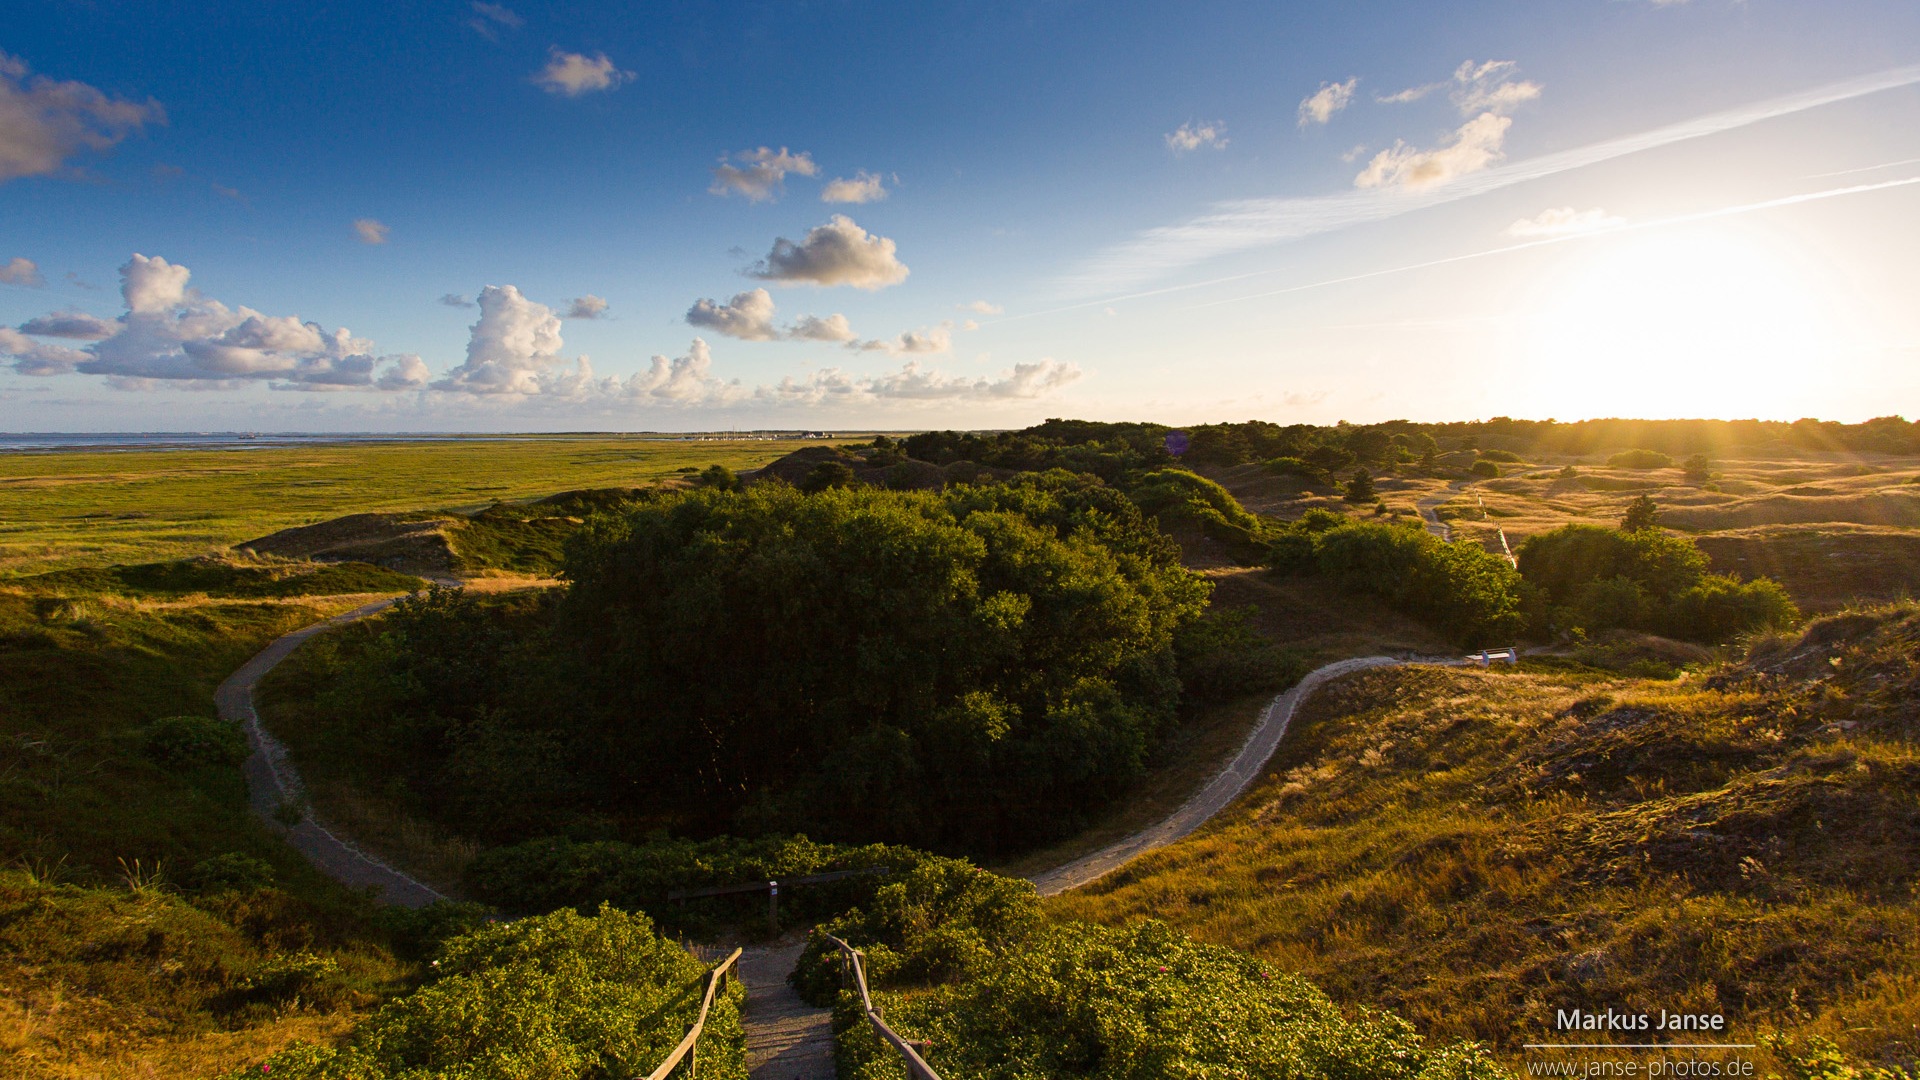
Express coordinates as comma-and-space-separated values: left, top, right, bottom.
1415, 483, 1463, 540
739, 942, 836, 1080
216, 597, 446, 909
1029, 654, 1407, 897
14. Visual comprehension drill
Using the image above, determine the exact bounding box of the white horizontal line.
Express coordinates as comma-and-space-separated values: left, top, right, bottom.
1524, 1044, 1757, 1050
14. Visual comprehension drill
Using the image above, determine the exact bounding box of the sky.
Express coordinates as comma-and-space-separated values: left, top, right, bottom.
3, 0, 1918, 432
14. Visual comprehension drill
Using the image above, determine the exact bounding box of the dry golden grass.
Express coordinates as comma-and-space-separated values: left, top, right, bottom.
1048, 605, 1920, 1073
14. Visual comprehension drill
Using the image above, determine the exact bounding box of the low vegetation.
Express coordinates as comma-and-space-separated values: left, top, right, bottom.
794, 861, 1505, 1079
227, 905, 743, 1080
1050, 603, 1920, 1074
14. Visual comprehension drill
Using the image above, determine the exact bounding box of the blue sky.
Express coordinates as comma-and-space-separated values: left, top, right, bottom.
3, 0, 1918, 431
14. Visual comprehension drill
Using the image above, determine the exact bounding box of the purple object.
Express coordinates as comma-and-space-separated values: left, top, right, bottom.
1164, 430, 1190, 457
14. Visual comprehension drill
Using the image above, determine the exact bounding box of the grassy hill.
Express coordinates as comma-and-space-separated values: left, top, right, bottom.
1049, 603, 1920, 1075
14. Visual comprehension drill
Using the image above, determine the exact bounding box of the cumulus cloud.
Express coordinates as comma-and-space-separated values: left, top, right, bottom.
0, 52, 165, 182
434, 284, 568, 394
18, 310, 113, 339
961, 300, 1002, 315
749, 215, 909, 289
854, 322, 953, 355
821, 170, 888, 203
785, 313, 858, 343
1353, 61, 1539, 191
1, 256, 43, 286
0, 254, 424, 388
353, 218, 390, 245
1166, 121, 1228, 153
709, 146, 818, 202
439, 293, 475, 308
1450, 60, 1542, 117
686, 288, 859, 343
686, 288, 779, 340
0, 327, 88, 376
467, 1, 522, 39
1505, 206, 1626, 237
533, 48, 632, 96
1297, 79, 1357, 126
758, 357, 1080, 406
1354, 112, 1511, 190
565, 294, 609, 319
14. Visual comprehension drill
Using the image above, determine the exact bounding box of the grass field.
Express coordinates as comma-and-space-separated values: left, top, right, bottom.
0, 437, 834, 574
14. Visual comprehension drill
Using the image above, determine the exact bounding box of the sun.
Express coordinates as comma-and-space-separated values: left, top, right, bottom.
1516, 224, 1855, 420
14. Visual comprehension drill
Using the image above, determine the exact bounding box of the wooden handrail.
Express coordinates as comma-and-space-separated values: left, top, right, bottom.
819, 931, 944, 1080
643, 947, 743, 1080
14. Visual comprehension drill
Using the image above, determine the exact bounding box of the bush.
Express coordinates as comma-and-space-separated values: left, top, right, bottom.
1124, 468, 1272, 558
1518, 524, 1799, 641
1682, 453, 1713, 482
1262, 456, 1332, 486
1477, 449, 1523, 463
1342, 468, 1376, 503
231, 906, 744, 1080
143, 715, 246, 767
798, 460, 856, 492
188, 852, 276, 894
1608, 448, 1674, 469
1469, 459, 1500, 478
1664, 574, 1800, 641
1172, 606, 1309, 707
1269, 519, 1525, 645
697, 463, 741, 491
826, 915, 1505, 1080
1621, 493, 1661, 532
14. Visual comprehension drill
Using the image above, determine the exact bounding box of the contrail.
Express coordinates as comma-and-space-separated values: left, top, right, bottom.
1184, 175, 1920, 311
1053, 61, 1920, 298
1804, 156, 1920, 179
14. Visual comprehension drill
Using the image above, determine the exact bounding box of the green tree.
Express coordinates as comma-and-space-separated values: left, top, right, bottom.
1621, 494, 1661, 532
698, 463, 741, 491
798, 460, 855, 492
1682, 453, 1713, 482
1343, 468, 1376, 503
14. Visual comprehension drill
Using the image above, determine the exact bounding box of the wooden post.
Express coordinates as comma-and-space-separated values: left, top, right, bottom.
767, 880, 779, 935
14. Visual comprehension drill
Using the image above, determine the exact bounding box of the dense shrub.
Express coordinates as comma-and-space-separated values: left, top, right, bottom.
1342, 468, 1376, 502
466, 833, 930, 933
1123, 468, 1273, 558
1477, 449, 1524, 463
1261, 456, 1332, 485
143, 714, 246, 767
1269, 518, 1525, 645
1469, 459, 1501, 478
1518, 524, 1799, 640
230, 906, 743, 1080
824, 914, 1505, 1080
554, 479, 1209, 852
1607, 448, 1674, 469
1172, 605, 1310, 708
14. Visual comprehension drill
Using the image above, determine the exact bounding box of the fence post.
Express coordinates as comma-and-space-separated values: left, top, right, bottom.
767, 880, 779, 936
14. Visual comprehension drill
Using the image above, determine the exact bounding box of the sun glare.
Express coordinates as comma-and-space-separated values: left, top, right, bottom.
1518, 225, 1853, 420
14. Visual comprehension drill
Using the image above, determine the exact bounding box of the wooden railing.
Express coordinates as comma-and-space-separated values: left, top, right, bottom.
819, 931, 944, 1080
643, 947, 743, 1080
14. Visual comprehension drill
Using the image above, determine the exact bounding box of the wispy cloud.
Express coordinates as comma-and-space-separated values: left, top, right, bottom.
1057, 62, 1920, 296
352, 218, 390, 245
1505, 206, 1625, 238
1166, 120, 1228, 154
1297, 79, 1357, 126
467, 1, 522, 40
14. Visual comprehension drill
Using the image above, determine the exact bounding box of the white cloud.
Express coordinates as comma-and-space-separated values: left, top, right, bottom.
18, 310, 113, 339
439, 293, 475, 308
855, 322, 953, 355
1166, 121, 1228, 154
1450, 60, 1541, 117
0, 327, 88, 376
686, 288, 860, 343
353, 218, 390, 245
1506, 206, 1627, 237
0, 52, 165, 183
434, 284, 568, 394
533, 48, 632, 96
1353, 112, 1512, 190
467, 1, 522, 39
750, 214, 909, 289
1297, 79, 1357, 126
1377, 84, 1442, 105
709, 146, 818, 201
1, 256, 43, 286
961, 300, 1002, 315
821, 170, 888, 204
0, 254, 422, 389
758, 358, 1081, 406
686, 288, 779, 340
565, 294, 609, 319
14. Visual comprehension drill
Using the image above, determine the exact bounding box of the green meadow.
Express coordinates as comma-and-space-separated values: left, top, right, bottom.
0, 437, 833, 575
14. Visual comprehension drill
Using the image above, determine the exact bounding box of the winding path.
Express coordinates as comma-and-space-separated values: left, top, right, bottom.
220, 593, 1455, 1078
